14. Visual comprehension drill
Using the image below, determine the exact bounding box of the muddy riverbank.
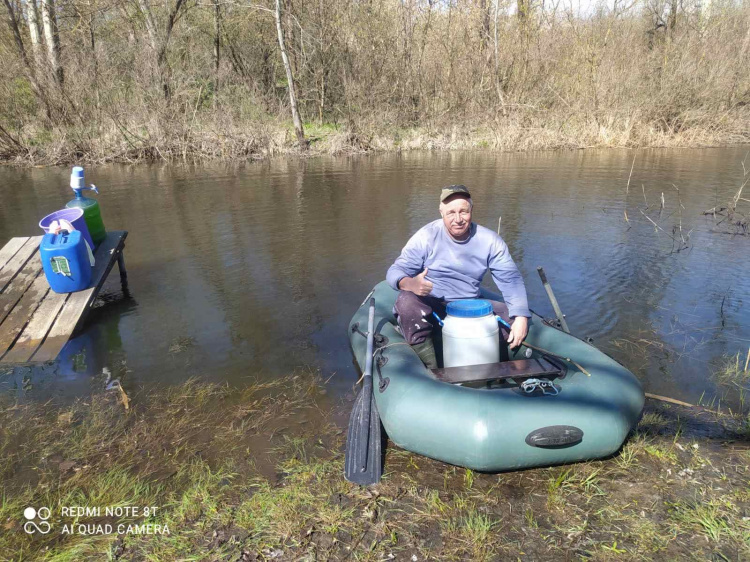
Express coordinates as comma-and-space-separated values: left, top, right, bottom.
1, 373, 747, 561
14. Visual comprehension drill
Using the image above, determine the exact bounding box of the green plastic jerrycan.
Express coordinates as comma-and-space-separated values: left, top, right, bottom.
65, 166, 106, 248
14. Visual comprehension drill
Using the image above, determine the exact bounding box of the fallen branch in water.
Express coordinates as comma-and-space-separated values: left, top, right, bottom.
638, 208, 692, 251
645, 392, 695, 408
644, 393, 735, 417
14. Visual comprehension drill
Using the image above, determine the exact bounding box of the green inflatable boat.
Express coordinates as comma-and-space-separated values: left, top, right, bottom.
348, 281, 645, 472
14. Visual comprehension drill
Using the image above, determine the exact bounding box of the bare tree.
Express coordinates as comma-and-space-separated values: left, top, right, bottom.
0, 0, 748, 163
75, 0, 100, 109
493, 0, 506, 114
41, 0, 63, 85
2, 0, 31, 70
213, 0, 220, 104
2, 0, 52, 117
480, 0, 490, 47
274, 0, 305, 146
667, 0, 678, 37
517, 0, 529, 23
136, 0, 188, 99
23, 0, 44, 70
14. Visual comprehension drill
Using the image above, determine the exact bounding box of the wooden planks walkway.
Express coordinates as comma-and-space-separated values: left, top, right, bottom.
0, 231, 128, 364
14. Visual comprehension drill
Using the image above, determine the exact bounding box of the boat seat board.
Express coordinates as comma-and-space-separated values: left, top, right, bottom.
0, 231, 128, 364
431, 358, 563, 385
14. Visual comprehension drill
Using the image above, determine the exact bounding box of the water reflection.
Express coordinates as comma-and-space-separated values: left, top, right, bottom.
0, 148, 748, 406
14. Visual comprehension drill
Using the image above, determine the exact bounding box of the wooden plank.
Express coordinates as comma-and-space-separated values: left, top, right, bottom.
0, 237, 29, 273
30, 231, 128, 363
0, 290, 68, 363
0, 274, 50, 356
0, 236, 42, 293
0, 254, 43, 325
431, 358, 563, 385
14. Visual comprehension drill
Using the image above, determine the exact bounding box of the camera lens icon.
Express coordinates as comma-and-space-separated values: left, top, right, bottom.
23, 506, 51, 534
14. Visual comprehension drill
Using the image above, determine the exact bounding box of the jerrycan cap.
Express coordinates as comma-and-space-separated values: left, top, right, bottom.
446, 299, 493, 318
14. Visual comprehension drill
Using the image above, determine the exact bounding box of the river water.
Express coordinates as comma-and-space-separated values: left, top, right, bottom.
1, 148, 748, 408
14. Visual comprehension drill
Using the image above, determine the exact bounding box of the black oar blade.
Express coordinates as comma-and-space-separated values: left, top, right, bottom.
344, 390, 365, 481
344, 297, 382, 486
344, 391, 383, 485
366, 395, 383, 483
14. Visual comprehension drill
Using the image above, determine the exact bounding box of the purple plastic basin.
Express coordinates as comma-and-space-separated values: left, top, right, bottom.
39, 208, 94, 252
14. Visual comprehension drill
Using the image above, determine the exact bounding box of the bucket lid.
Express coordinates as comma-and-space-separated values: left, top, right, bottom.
446, 299, 493, 318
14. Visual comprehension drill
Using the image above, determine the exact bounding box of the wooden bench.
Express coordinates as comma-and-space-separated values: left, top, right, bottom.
0, 231, 128, 364
431, 357, 565, 386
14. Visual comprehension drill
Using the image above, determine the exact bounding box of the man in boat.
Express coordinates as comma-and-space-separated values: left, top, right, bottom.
386, 184, 530, 369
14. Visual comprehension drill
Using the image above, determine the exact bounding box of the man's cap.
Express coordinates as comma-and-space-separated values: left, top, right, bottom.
440, 184, 471, 203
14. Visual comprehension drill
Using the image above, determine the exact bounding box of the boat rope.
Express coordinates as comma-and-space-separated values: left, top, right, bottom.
520, 378, 559, 396
373, 342, 410, 392
351, 323, 387, 346
374, 341, 411, 355
353, 341, 409, 388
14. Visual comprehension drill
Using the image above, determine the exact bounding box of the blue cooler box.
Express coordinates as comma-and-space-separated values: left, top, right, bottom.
40, 231, 92, 293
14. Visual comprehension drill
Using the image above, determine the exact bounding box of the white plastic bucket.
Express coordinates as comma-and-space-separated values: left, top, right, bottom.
442, 300, 500, 368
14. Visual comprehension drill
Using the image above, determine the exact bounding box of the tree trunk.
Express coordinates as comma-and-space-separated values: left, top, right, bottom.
137, 0, 185, 99
87, 9, 100, 110
517, 0, 528, 23
275, 0, 305, 146
480, 0, 490, 47
2, 0, 52, 118
24, 0, 44, 70
41, 0, 63, 85
137, 0, 159, 51
213, 0, 220, 105
493, 0, 506, 115
3, 0, 30, 69
667, 0, 678, 37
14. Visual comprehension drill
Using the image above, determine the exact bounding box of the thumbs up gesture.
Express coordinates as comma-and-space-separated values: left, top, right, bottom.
406, 268, 433, 297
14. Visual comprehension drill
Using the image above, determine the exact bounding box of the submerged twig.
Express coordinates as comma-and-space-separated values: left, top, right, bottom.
626, 152, 636, 195
640, 208, 661, 232
659, 191, 665, 219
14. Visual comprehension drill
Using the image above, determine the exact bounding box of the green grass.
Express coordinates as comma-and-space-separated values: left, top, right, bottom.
713, 351, 750, 389
669, 498, 732, 543
0, 375, 327, 560
644, 443, 679, 463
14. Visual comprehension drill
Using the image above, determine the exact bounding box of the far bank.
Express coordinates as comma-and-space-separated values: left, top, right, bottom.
1, 112, 748, 167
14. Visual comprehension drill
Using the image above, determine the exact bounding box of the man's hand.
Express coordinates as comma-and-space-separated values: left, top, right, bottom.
506, 316, 528, 349
399, 268, 433, 297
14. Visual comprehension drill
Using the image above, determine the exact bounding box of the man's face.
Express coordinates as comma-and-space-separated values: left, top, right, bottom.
440, 195, 472, 240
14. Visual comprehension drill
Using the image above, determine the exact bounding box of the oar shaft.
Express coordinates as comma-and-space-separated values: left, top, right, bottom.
357, 298, 376, 470
496, 316, 591, 377
537, 267, 570, 334
363, 298, 376, 381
